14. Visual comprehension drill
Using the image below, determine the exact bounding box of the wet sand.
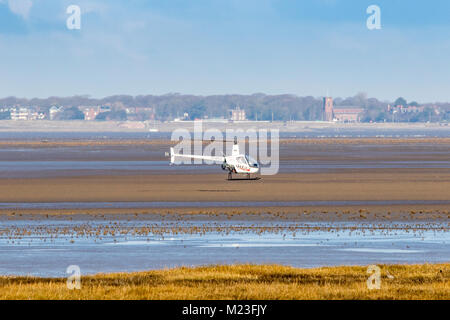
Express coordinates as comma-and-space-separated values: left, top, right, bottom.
0, 170, 449, 201
0, 138, 448, 220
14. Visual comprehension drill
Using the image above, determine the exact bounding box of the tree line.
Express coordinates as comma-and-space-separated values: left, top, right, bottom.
0, 93, 448, 122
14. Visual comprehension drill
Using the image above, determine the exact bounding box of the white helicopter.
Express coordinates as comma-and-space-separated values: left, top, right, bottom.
169, 138, 260, 180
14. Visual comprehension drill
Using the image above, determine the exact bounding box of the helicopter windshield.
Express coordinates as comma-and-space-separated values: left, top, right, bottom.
245, 155, 258, 168
236, 156, 247, 165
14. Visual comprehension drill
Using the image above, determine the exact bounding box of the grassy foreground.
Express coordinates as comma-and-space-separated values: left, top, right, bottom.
1, 264, 448, 300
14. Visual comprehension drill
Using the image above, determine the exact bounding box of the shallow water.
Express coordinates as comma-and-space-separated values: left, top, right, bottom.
0, 219, 448, 277
0, 159, 450, 178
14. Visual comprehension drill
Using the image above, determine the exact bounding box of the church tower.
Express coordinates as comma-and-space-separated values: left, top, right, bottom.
323, 97, 333, 122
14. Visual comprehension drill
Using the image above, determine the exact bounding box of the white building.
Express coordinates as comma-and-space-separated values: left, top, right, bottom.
10, 107, 31, 120
49, 106, 62, 120
230, 107, 246, 121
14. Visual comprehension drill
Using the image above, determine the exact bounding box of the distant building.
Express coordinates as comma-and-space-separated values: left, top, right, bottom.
333, 107, 364, 122
431, 105, 441, 115
99, 105, 111, 113
125, 107, 154, 121
322, 97, 362, 122
230, 107, 246, 121
37, 112, 46, 120
49, 106, 62, 120
10, 107, 39, 120
10, 107, 29, 120
388, 104, 425, 114
80, 105, 112, 120
405, 106, 425, 113
83, 107, 100, 121
323, 97, 333, 122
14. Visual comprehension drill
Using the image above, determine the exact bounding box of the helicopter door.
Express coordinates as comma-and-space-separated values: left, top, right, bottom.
235, 156, 249, 172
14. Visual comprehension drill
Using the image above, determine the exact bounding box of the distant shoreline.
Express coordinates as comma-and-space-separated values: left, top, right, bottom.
0, 137, 449, 146
0, 120, 448, 132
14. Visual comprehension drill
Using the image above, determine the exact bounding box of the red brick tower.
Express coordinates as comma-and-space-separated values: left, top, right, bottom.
323, 97, 333, 122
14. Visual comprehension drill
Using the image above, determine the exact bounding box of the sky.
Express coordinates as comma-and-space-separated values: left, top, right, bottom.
0, 0, 450, 102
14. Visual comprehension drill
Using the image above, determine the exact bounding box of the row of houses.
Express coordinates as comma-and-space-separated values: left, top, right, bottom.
0, 105, 156, 121
0, 107, 46, 120
0, 106, 65, 120
173, 108, 248, 122
323, 97, 443, 122
387, 104, 441, 115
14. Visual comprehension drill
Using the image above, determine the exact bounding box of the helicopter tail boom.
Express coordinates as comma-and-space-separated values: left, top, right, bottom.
169, 147, 224, 164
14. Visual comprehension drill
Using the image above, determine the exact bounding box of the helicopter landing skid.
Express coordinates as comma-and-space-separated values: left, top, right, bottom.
227, 173, 261, 181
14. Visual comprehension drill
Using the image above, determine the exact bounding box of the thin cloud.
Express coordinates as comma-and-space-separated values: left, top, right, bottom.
5, 0, 33, 19
0, 0, 33, 19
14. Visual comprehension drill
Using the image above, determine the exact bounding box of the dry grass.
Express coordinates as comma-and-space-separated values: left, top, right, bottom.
1, 263, 448, 300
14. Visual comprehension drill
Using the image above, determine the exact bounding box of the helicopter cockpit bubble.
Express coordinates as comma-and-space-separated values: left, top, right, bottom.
245, 155, 258, 168
236, 156, 247, 165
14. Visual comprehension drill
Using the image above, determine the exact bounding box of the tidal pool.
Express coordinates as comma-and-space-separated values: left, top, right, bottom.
0, 218, 448, 277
